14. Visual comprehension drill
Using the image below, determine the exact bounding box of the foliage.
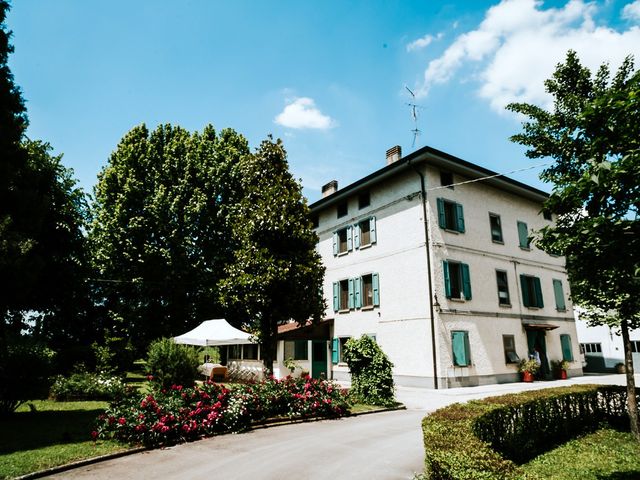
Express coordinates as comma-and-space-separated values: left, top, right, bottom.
517, 358, 540, 374
92, 334, 135, 375
0, 399, 124, 479
421, 385, 635, 479
550, 359, 570, 372
522, 428, 640, 480
219, 137, 325, 373
95, 376, 349, 447
49, 366, 127, 401
0, 336, 56, 416
342, 335, 396, 407
507, 50, 640, 437
145, 338, 200, 390
89, 124, 250, 350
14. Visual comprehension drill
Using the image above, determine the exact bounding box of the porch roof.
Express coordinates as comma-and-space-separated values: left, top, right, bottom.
277, 319, 333, 341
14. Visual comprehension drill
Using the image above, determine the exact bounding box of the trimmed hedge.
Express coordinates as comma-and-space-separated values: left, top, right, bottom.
422, 385, 637, 479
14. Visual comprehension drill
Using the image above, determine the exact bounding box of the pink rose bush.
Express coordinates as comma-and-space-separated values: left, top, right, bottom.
94, 376, 350, 447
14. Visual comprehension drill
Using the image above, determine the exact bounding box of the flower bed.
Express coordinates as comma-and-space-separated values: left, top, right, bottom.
421, 384, 636, 480
94, 376, 350, 447
50, 369, 127, 401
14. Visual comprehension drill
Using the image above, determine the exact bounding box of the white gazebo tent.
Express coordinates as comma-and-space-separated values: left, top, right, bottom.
173, 319, 253, 346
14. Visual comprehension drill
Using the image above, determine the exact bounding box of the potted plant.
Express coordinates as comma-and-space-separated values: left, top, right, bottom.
551, 359, 569, 379
518, 358, 540, 382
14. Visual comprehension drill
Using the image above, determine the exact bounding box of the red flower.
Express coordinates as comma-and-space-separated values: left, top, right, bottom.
91, 430, 98, 439
147, 375, 154, 381
118, 417, 126, 425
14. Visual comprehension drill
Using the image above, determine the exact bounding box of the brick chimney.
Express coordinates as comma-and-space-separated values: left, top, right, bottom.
386, 145, 402, 165
322, 180, 338, 198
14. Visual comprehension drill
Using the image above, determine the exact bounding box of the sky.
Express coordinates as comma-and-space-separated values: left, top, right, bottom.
6, 0, 640, 202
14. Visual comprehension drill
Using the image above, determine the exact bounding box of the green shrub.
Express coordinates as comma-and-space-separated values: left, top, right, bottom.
145, 338, 200, 389
0, 338, 56, 416
49, 365, 127, 401
343, 335, 395, 407
421, 385, 636, 479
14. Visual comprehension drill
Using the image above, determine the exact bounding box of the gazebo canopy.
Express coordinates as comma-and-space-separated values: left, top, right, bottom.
173, 319, 253, 346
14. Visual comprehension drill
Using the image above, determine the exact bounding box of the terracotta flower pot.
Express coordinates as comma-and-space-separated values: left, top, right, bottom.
522, 371, 534, 382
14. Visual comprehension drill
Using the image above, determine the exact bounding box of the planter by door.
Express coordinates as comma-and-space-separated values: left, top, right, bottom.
555, 369, 567, 380
522, 371, 534, 382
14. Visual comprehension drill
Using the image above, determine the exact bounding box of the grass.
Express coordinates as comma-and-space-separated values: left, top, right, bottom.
522, 428, 640, 479
0, 400, 129, 479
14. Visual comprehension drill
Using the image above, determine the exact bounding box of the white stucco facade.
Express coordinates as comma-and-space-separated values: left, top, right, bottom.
310, 145, 583, 388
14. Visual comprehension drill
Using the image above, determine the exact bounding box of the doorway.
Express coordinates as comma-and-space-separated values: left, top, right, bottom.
526, 329, 550, 378
311, 340, 328, 379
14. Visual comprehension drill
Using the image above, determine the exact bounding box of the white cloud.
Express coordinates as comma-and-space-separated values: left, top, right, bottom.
415, 0, 640, 112
274, 97, 336, 130
406, 33, 443, 52
622, 0, 640, 21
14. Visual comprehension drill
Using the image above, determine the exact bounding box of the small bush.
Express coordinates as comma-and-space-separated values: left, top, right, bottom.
49, 366, 127, 401
343, 335, 395, 407
95, 376, 350, 447
145, 338, 200, 390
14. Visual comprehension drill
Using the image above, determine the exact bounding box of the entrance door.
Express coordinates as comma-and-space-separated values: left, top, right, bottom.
311, 340, 328, 379
526, 329, 550, 378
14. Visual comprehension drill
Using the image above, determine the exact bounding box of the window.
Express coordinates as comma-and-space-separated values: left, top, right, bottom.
334, 274, 380, 310
451, 331, 471, 366
503, 335, 520, 363
581, 342, 602, 354
243, 344, 259, 360
443, 261, 472, 300
553, 279, 566, 311
331, 337, 351, 364
517, 221, 530, 249
560, 334, 573, 362
284, 340, 308, 360
489, 213, 503, 243
337, 201, 348, 218
496, 270, 510, 306
437, 199, 465, 232
631, 341, 640, 353
354, 217, 376, 248
310, 213, 319, 229
543, 210, 552, 221
333, 226, 353, 255
520, 274, 543, 308
440, 171, 454, 188
358, 190, 370, 209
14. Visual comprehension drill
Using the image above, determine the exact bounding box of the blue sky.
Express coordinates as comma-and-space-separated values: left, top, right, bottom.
7, 0, 640, 202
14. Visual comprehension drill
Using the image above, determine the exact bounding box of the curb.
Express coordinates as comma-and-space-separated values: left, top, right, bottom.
15, 405, 406, 478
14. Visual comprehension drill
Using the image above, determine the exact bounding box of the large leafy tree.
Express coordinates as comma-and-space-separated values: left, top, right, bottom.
0, 1, 88, 341
90, 124, 249, 349
508, 51, 640, 439
219, 137, 325, 373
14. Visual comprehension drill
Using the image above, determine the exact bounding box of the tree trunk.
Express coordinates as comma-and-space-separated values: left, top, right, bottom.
260, 319, 278, 376
621, 318, 639, 441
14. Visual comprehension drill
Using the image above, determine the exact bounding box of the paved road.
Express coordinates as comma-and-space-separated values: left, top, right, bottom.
46, 374, 635, 480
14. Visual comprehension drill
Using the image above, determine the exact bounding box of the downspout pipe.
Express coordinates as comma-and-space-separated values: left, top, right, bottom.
410, 160, 439, 389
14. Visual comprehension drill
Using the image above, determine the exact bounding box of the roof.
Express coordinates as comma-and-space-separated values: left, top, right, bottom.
277, 319, 333, 340
309, 145, 550, 212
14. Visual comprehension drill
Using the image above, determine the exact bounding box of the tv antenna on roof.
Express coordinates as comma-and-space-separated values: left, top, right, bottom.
405, 86, 424, 148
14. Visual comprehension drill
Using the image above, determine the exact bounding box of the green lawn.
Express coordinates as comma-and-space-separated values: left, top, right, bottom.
522, 428, 640, 479
0, 400, 128, 479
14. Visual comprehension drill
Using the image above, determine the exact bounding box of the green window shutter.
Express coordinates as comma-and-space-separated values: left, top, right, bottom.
517, 221, 529, 248
560, 334, 573, 362
372, 273, 380, 306
452, 331, 470, 366
333, 282, 339, 311
353, 223, 360, 249
346, 225, 353, 251
456, 203, 465, 233
348, 278, 355, 309
520, 275, 530, 307
331, 338, 339, 364
370, 216, 377, 244
534, 277, 544, 308
354, 276, 362, 308
461, 263, 472, 300
332, 232, 338, 256
553, 279, 566, 310
437, 198, 446, 228
443, 260, 452, 298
